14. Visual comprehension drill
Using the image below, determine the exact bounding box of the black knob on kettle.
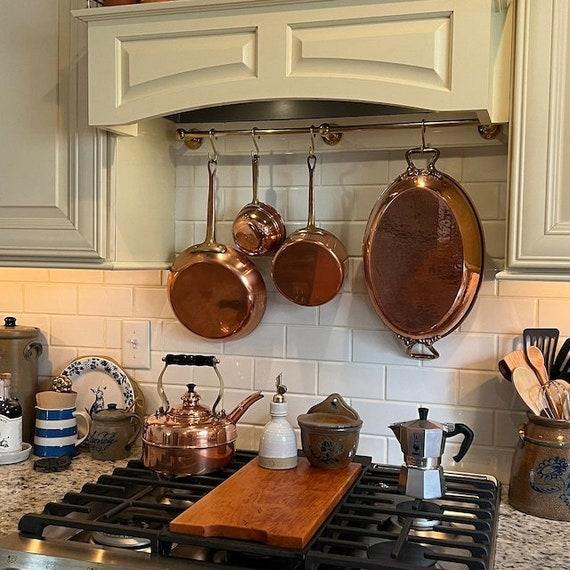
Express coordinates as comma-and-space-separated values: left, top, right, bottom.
187, 383, 197, 393
4, 317, 16, 328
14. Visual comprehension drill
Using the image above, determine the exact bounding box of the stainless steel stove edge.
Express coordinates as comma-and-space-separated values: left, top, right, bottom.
0, 534, 193, 570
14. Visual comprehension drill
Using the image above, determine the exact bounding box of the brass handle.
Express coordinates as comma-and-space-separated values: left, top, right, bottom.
401, 337, 440, 360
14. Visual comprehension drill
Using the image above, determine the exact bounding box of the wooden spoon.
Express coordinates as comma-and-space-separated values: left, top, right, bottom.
512, 367, 543, 415
503, 350, 534, 377
527, 346, 561, 417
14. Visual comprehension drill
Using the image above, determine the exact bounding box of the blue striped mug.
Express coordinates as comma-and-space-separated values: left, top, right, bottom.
34, 406, 91, 458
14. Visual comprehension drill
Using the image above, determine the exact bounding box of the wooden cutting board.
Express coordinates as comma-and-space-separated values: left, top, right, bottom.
169, 457, 362, 549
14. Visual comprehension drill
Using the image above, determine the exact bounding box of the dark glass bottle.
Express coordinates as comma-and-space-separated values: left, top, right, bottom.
0, 373, 22, 452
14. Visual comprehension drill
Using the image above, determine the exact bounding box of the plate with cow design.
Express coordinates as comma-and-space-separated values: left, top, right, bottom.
56, 356, 145, 418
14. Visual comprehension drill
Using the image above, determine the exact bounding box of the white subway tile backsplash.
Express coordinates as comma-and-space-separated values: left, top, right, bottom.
38, 345, 77, 376
357, 435, 388, 463
538, 299, 570, 334
353, 330, 421, 366
160, 321, 223, 353
458, 371, 526, 410
423, 333, 497, 371
318, 362, 383, 399
428, 405, 494, 446
255, 358, 317, 395
103, 270, 162, 286
78, 286, 133, 317
224, 324, 285, 358
460, 297, 536, 334
319, 293, 383, 330
354, 400, 419, 436
481, 221, 506, 259
106, 319, 122, 349
0, 284, 24, 312
50, 269, 104, 283
194, 355, 253, 390
462, 148, 508, 182
134, 288, 175, 319
321, 151, 389, 186
287, 326, 350, 362
494, 410, 528, 447
461, 182, 502, 220
0, 268, 50, 282
386, 367, 457, 404
51, 316, 106, 348
264, 293, 317, 325
24, 284, 77, 314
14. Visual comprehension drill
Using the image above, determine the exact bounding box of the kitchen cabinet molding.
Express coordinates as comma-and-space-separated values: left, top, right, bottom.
0, 1, 175, 268
74, 0, 512, 132
499, 0, 570, 281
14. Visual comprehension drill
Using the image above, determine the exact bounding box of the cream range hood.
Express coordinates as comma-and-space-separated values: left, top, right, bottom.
73, 0, 513, 135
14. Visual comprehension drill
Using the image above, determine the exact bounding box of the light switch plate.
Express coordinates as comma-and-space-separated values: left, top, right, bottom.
122, 320, 151, 369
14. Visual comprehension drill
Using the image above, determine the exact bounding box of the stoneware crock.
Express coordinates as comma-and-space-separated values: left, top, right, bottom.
297, 393, 362, 469
509, 413, 570, 521
89, 404, 142, 461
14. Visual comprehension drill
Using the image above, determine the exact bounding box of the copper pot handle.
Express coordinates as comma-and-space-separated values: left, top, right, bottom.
400, 337, 440, 360
157, 355, 221, 412
251, 153, 260, 204
405, 147, 441, 173
307, 154, 317, 230
195, 159, 225, 254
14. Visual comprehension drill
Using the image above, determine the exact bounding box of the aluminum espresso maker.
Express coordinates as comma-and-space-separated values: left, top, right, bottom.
389, 407, 474, 499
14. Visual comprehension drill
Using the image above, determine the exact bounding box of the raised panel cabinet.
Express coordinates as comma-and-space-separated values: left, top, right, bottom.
500, 0, 570, 280
74, 0, 512, 131
0, 0, 175, 268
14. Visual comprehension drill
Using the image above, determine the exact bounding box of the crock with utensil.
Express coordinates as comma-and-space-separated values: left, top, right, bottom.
509, 413, 570, 521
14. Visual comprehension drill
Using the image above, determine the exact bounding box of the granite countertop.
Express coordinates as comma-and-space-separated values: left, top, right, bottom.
0, 454, 568, 569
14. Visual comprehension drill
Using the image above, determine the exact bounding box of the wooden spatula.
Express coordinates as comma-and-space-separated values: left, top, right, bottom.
527, 346, 561, 418
512, 367, 543, 416
503, 350, 534, 377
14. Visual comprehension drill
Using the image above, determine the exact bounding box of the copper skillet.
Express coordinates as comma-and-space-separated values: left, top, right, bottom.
168, 159, 266, 340
363, 146, 484, 359
232, 151, 286, 256
272, 154, 348, 306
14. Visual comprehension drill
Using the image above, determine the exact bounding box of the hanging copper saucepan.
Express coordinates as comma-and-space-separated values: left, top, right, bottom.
363, 138, 484, 359
272, 152, 348, 306
168, 158, 267, 340
232, 132, 286, 256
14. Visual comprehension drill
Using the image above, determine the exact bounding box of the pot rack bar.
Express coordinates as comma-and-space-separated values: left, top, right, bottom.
176, 118, 501, 150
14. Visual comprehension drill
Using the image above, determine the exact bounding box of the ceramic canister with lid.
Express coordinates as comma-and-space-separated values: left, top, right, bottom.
0, 317, 42, 443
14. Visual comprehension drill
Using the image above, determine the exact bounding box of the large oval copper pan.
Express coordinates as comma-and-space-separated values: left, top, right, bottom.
272, 155, 348, 306
168, 160, 266, 340
363, 147, 484, 359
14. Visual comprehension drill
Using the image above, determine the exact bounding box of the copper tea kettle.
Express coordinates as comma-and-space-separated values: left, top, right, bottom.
142, 354, 263, 476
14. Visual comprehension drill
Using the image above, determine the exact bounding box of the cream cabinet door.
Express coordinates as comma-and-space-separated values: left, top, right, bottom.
0, 0, 107, 263
503, 0, 570, 279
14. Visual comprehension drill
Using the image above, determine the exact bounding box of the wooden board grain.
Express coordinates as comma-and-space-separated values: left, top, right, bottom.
169, 457, 362, 549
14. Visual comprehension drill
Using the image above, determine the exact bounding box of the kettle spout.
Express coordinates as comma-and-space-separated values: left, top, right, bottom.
389, 423, 401, 441
226, 391, 264, 424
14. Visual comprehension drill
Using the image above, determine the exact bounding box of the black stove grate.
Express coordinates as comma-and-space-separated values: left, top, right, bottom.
17, 455, 499, 570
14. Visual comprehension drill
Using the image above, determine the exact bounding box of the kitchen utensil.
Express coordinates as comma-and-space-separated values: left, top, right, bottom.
272, 154, 347, 306
89, 403, 142, 461
498, 359, 512, 382
389, 407, 474, 499
33, 405, 91, 458
297, 393, 362, 469
0, 316, 43, 443
258, 374, 297, 470
363, 146, 484, 359
232, 150, 285, 256
526, 346, 560, 418
57, 356, 144, 418
523, 328, 559, 376
509, 413, 570, 521
552, 338, 570, 381
169, 456, 361, 549
538, 380, 569, 421
142, 354, 263, 476
512, 367, 543, 416
502, 350, 532, 375
169, 159, 267, 339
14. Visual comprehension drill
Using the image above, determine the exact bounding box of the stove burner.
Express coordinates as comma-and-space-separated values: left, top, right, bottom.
398, 500, 444, 529
368, 541, 437, 567
91, 531, 151, 549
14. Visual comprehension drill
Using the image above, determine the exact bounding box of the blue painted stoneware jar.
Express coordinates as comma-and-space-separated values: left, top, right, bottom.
509, 413, 570, 521
89, 404, 141, 461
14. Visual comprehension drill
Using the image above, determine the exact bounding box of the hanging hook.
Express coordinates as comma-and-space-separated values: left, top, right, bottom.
208, 129, 219, 162
251, 127, 260, 158
309, 125, 317, 157
420, 120, 427, 151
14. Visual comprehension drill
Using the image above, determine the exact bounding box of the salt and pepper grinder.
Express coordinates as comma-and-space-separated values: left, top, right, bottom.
258, 374, 298, 470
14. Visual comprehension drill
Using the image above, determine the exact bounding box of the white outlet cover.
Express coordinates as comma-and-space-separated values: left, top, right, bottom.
121, 320, 151, 369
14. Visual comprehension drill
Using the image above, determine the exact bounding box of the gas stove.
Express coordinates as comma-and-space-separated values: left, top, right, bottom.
0, 451, 500, 569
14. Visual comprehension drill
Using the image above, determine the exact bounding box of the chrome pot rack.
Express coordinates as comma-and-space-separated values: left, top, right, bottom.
176, 118, 501, 151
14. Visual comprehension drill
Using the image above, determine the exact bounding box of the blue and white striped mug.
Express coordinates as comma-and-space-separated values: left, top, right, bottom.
34, 406, 91, 458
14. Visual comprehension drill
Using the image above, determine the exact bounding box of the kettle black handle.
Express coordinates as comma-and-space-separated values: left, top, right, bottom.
162, 354, 218, 367
445, 423, 474, 463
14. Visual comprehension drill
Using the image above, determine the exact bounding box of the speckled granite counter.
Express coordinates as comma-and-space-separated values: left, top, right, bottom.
0, 455, 568, 569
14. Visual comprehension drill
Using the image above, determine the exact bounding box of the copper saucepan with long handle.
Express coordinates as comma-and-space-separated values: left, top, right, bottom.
168, 159, 266, 339
232, 152, 286, 256
272, 154, 348, 306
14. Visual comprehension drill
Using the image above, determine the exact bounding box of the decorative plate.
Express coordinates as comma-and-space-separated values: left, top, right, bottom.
57, 356, 145, 418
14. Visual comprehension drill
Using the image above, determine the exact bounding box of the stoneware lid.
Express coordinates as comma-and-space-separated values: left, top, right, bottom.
93, 403, 130, 423
0, 316, 40, 340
